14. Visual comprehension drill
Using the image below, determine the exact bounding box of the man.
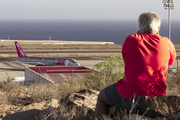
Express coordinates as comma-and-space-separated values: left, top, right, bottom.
95, 12, 177, 118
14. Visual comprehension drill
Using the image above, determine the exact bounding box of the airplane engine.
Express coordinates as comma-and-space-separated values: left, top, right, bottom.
64, 60, 70, 66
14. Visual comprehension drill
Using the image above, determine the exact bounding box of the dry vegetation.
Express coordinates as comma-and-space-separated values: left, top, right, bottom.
0, 54, 180, 120
166, 69, 180, 95
0, 69, 180, 120
0, 78, 89, 119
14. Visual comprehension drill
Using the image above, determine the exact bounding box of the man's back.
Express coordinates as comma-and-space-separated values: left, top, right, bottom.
116, 34, 177, 99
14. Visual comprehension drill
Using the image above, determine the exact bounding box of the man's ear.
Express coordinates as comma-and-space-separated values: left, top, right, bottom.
156, 26, 160, 35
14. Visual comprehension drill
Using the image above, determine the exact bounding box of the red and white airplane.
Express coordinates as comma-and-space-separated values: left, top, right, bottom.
15, 42, 80, 66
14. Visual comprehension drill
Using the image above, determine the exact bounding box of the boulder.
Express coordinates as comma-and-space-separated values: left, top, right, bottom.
65, 89, 180, 119
65, 89, 99, 120
67, 89, 99, 111
115, 95, 180, 119
1, 99, 59, 120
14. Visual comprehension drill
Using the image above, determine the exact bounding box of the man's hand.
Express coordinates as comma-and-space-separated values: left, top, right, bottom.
110, 106, 116, 116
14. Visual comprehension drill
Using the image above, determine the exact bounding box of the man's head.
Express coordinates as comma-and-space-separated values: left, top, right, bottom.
138, 12, 161, 34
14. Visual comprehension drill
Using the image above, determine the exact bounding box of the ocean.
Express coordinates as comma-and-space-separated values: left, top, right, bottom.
0, 19, 179, 45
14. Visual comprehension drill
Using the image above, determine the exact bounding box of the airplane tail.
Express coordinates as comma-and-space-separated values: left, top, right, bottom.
15, 42, 27, 57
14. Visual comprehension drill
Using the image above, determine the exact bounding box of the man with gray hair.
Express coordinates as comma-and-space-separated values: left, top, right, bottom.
95, 12, 177, 118
138, 12, 161, 34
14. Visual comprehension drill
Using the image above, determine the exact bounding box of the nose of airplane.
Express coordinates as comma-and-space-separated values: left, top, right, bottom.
69, 62, 80, 66
76, 63, 80, 66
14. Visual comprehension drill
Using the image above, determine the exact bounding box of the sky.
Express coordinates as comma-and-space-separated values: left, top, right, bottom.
0, 0, 179, 20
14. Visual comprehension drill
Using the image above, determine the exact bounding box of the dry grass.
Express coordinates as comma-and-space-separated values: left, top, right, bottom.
0, 69, 180, 119
0, 91, 7, 105
37, 106, 94, 120
0, 78, 85, 106
166, 68, 180, 96
0, 78, 92, 119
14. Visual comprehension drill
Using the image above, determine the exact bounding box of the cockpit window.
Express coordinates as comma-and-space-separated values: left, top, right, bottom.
71, 59, 78, 63
73, 61, 78, 63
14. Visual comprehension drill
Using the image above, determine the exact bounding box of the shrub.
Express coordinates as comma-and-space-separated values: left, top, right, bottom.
83, 54, 124, 91
0, 75, 13, 91
0, 78, 24, 105
0, 91, 8, 105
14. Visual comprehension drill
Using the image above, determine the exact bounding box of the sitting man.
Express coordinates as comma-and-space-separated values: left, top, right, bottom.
95, 12, 177, 118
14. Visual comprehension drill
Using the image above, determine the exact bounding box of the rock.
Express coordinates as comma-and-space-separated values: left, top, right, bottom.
115, 95, 180, 119
66, 89, 99, 111
64, 89, 99, 120
1, 99, 59, 120
65, 89, 180, 119
22, 99, 59, 111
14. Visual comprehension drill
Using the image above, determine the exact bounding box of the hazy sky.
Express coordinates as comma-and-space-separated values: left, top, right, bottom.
0, 0, 179, 20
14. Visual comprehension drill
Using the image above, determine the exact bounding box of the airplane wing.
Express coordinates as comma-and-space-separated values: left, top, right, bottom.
36, 62, 55, 66
21, 62, 54, 66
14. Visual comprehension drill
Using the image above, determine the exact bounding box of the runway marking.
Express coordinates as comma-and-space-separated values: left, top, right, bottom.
0, 61, 15, 71
11, 61, 26, 67
3, 61, 24, 70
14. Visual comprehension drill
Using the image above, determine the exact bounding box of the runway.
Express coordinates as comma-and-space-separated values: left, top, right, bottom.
0, 50, 121, 54
0, 57, 103, 82
0, 57, 179, 82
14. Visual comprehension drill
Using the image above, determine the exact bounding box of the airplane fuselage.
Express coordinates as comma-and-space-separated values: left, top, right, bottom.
14, 41, 80, 66
15, 56, 80, 66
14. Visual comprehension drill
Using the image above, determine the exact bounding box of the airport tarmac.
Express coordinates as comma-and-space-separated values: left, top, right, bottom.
0, 58, 179, 82
0, 59, 102, 82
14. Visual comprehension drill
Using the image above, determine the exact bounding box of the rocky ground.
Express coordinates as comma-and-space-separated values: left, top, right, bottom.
0, 88, 180, 120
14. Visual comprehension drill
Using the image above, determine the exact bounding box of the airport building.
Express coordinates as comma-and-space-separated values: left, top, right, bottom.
25, 66, 91, 84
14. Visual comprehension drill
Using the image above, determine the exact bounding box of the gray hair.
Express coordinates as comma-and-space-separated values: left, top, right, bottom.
138, 12, 161, 34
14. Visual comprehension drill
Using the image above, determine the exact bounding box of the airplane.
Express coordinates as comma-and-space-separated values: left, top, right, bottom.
14, 41, 80, 66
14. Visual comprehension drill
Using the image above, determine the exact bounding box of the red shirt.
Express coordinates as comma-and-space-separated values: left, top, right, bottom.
116, 34, 177, 99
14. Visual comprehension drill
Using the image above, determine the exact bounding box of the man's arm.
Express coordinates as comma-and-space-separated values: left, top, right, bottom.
168, 40, 177, 65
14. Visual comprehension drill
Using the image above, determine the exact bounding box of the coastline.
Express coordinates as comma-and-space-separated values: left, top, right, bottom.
0, 39, 114, 45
